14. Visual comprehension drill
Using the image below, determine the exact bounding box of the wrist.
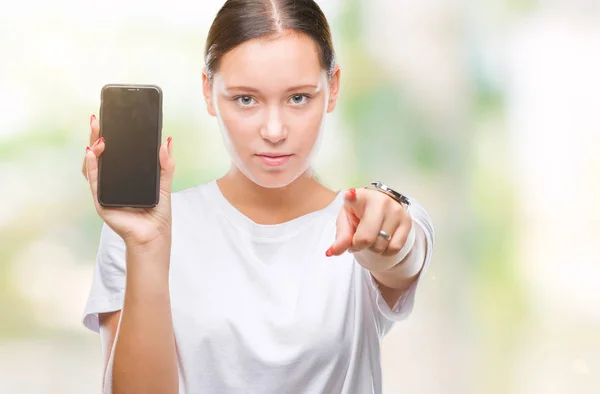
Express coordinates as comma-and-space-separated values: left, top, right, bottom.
125, 235, 172, 279
125, 233, 171, 255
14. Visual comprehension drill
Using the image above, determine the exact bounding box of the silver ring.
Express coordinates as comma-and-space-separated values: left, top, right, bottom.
378, 230, 391, 241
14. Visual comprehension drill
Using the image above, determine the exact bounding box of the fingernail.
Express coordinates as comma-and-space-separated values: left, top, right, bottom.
90, 114, 96, 126
325, 247, 333, 257
346, 188, 357, 200
86, 146, 90, 152
167, 136, 172, 153
92, 137, 104, 148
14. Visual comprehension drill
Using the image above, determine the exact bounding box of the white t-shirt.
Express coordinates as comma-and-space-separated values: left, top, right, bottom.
82, 180, 434, 394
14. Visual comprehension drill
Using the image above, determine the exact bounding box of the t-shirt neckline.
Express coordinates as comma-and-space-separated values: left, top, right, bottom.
206, 180, 343, 241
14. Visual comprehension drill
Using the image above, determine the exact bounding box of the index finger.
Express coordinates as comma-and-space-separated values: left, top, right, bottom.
85, 146, 102, 211
327, 208, 355, 257
89, 114, 100, 146
82, 114, 100, 180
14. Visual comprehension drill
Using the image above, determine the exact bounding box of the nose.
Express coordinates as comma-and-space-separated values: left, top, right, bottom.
259, 106, 287, 144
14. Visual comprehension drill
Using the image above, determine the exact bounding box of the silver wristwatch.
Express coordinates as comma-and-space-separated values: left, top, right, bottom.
364, 181, 411, 208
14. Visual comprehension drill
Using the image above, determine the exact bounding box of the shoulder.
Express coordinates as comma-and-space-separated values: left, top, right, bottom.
170, 181, 218, 228
171, 181, 214, 209
172, 181, 210, 199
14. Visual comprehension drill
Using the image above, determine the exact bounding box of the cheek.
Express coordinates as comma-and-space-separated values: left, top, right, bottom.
217, 102, 260, 145
288, 107, 326, 147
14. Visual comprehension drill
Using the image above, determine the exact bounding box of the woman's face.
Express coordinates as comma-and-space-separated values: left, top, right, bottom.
203, 31, 340, 189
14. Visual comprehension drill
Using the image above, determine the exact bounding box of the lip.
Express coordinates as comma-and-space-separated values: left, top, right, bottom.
255, 153, 293, 167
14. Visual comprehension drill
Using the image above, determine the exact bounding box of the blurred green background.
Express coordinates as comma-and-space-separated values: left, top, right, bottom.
1, 0, 599, 393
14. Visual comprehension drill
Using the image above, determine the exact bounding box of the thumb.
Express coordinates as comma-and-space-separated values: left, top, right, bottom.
159, 136, 175, 194
327, 207, 355, 257
342, 187, 366, 219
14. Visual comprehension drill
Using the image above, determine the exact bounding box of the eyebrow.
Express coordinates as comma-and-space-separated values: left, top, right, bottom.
225, 84, 319, 93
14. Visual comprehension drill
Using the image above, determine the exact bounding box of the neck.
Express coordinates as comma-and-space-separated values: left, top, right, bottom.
216, 166, 336, 225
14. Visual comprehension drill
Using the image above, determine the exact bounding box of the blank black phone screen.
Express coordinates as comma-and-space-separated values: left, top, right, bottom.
98, 86, 161, 207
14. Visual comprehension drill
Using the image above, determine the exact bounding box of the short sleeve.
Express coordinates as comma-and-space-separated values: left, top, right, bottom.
82, 222, 127, 333
363, 197, 435, 337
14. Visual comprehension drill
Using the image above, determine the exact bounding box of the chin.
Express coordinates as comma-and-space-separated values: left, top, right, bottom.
252, 172, 299, 189
241, 165, 309, 189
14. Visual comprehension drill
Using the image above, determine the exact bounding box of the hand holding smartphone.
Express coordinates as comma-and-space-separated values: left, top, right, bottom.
82, 84, 175, 247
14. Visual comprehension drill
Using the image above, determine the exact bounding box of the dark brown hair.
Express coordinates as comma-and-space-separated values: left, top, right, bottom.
205, 0, 335, 80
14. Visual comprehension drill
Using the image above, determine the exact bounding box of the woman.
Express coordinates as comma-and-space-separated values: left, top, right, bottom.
81, 0, 434, 393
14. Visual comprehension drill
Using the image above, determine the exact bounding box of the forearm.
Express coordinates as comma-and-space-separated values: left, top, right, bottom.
110, 240, 178, 394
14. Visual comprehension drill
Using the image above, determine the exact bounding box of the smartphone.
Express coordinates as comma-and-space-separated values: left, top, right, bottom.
98, 84, 163, 208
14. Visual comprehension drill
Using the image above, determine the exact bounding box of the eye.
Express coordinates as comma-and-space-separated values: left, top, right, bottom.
289, 94, 310, 105
235, 96, 256, 106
